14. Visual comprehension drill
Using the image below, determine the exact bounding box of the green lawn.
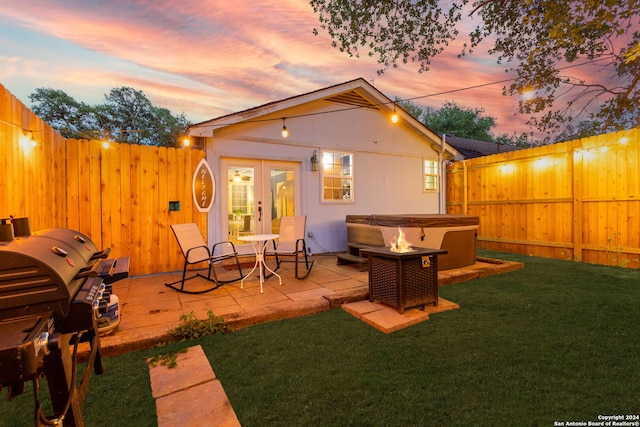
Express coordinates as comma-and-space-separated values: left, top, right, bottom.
2, 251, 639, 426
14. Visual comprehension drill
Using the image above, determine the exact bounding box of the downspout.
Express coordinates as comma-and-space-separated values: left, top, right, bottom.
438, 134, 447, 214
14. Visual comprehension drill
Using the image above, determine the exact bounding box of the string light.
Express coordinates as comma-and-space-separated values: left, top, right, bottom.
281, 118, 289, 138
183, 137, 191, 147
520, 87, 536, 101
390, 103, 399, 124
18, 131, 36, 152
1, 119, 37, 150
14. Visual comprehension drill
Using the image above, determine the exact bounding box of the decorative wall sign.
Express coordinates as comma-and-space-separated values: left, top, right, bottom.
192, 159, 215, 213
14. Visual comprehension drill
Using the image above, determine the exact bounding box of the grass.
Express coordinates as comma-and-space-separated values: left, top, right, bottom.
1, 251, 639, 426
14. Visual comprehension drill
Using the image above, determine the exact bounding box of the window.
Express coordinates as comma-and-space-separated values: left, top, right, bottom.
322, 151, 354, 202
424, 159, 438, 191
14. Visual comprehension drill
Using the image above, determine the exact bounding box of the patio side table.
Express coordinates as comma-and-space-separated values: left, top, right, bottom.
238, 234, 282, 293
365, 247, 447, 313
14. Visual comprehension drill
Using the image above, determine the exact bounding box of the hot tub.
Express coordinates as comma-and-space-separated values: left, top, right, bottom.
345, 214, 479, 271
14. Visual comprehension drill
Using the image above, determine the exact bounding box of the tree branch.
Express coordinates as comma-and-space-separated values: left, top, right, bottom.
468, 0, 505, 16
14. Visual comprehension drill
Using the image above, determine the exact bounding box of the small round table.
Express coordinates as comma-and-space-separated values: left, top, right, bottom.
237, 234, 282, 293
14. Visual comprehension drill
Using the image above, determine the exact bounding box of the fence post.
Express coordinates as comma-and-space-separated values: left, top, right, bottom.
462, 160, 468, 215
572, 140, 584, 262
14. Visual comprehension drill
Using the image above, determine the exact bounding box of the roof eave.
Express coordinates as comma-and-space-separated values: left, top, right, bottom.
188, 78, 373, 136
187, 78, 461, 159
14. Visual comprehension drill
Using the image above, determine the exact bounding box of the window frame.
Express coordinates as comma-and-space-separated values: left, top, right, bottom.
423, 158, 439, 192
320, 150, 355, 203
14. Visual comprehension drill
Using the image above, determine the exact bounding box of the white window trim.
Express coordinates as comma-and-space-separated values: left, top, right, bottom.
423, 158, 439, 192
320, 150, 355, 204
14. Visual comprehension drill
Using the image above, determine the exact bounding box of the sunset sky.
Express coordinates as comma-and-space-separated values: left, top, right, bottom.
0, 0, 622, 138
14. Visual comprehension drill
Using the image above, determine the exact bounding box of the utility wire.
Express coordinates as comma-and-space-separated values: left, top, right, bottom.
3, 56, 613, 135
198, 56, 612, 129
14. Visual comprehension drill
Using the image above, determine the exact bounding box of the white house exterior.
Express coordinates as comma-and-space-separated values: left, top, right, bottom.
187, 78, 462, 255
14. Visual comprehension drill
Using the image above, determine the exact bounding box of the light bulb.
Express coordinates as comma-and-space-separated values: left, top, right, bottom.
281, 118, 289, 138
391, 104, 399, 124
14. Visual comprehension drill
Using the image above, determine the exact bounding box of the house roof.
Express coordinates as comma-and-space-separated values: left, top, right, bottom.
444, 135, 524, 159
188, 78, 462, 159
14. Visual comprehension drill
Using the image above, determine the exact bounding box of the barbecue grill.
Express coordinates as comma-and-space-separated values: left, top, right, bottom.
0, 218, 129, 426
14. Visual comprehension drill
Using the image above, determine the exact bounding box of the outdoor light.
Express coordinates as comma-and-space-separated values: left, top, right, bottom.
281, 118, 289, 138
18, 131, 36, 152
183, 137, 190, 147
102, 141, 110, 149
520, 86, 535, 101
311, 149, 319, 171
391, 104, 399, 124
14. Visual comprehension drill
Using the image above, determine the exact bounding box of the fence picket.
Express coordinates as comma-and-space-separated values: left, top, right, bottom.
448, 129, 640, 269
0, 85, 207, 275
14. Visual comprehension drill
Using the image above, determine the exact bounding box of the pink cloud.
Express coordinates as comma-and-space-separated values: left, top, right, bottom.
1, 0, 630, 139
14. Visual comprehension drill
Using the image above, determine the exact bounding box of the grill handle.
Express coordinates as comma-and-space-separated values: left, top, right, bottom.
74, 259, 103, 280
90, 247, 111, 260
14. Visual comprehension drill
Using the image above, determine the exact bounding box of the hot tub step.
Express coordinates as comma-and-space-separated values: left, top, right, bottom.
336, 252, 369, 271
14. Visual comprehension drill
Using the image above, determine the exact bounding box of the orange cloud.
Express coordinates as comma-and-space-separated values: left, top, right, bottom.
0, 0, 623, 139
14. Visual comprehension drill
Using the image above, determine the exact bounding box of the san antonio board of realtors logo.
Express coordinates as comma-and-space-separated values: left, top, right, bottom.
192, 159, 214, 213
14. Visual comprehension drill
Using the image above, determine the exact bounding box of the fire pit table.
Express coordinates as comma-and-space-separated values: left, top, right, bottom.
365, 247, 447, 313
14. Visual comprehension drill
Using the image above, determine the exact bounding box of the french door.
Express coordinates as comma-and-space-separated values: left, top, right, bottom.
220, 158, 300, 246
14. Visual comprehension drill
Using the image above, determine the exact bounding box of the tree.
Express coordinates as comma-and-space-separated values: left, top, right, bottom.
421, 101, 496, 142
552, 120, 601, 143
399, 99, 531, 145
311, 0, 640, 140
395, 98, 427, 123
29, 88, 93, 139
101, 87, 155, 145
28, 87, 190, 146
494, 132, 536, 148
148, 106, 190, 147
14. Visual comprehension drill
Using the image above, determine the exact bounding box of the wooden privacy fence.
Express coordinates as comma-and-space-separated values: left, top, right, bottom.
1, 83, 207, 276
6, 82, 640, 273
447, 128, 640, 269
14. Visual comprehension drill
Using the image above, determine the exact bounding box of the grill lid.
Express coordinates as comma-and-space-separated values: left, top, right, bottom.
31, 228, 106, 265
0, 229, 106, 326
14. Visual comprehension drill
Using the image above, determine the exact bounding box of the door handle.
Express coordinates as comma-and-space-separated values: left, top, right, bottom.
258, 203, 262, 221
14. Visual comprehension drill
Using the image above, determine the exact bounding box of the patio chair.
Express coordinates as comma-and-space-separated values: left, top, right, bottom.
265, 216, 315, 279
165, 223, 245, 294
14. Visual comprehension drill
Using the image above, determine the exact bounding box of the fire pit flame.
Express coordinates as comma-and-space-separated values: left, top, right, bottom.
390, 228, 415, 253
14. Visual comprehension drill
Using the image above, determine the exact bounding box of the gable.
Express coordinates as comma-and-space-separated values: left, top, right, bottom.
188, 78, 460, 159
325, 90, 380, 110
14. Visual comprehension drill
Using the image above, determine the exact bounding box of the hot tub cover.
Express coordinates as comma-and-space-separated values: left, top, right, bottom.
346, 214, 479, 228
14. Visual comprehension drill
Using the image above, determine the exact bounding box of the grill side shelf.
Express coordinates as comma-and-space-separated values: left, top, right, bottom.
59, 276, 104, 334
0, 313, 54, 386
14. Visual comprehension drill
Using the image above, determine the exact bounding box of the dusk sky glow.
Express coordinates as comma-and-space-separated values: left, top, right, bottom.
0, 1, 624, 138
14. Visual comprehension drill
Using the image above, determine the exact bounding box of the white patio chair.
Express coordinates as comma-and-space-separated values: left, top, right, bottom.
265, 216, 315, 279
165, 223, 245, 294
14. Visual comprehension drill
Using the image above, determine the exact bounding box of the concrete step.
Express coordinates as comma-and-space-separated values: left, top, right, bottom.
149, 345, 241, 427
